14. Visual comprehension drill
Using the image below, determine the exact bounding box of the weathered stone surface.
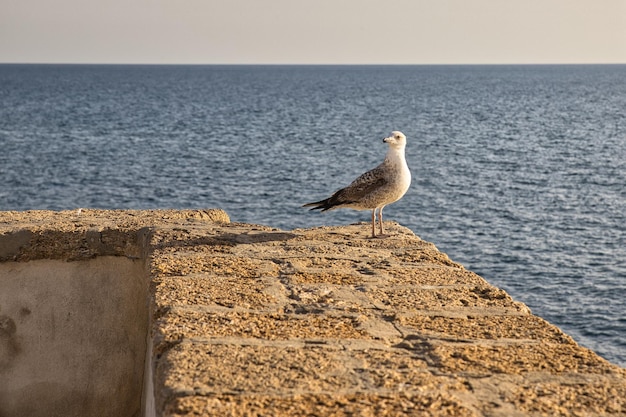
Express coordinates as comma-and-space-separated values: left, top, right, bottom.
1, 209, 625, 416
0, 208, 229, 261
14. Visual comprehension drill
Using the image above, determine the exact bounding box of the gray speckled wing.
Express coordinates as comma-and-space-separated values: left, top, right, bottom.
341, 164, 388, 196
336, 165, 389, 204
303, 163, 391, 211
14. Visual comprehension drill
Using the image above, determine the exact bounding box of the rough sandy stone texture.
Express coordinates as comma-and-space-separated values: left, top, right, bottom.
153, 275, 280, 310
150, 220, 626, 417
2, 211, 626, 416
397, 315, 574, 341
164, 392, 479, 417
0, 208, 229, 261
504, 376, 626, 416
156, 308, 368, 341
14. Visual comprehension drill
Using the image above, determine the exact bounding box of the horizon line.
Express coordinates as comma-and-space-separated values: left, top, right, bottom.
2, 61, 626, 66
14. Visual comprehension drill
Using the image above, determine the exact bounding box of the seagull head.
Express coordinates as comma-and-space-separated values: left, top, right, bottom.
383, 131, 407, 150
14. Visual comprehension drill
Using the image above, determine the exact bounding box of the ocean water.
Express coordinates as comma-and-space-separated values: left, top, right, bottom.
1, 64, 625, 366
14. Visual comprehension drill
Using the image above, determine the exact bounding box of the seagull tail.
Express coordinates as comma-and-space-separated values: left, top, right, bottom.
302, 198, 338, 212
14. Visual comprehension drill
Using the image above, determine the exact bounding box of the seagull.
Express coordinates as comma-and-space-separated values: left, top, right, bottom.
303, 131, 411, 238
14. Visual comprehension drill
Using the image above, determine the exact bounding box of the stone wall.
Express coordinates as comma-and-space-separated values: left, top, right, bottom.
1, 209, 625, 416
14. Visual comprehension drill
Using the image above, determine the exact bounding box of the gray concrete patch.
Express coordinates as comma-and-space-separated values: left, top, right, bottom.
0, 257, 148, 417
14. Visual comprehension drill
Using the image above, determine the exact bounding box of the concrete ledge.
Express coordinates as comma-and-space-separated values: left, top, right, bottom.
1, 209, 625, 416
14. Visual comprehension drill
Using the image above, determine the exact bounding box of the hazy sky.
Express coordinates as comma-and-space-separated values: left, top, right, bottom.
1, 0, 625, 64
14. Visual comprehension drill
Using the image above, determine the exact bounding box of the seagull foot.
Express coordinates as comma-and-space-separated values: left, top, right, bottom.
369, 234, 391, 239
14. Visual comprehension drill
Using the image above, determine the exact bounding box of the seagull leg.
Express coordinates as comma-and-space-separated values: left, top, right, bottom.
371, 209, 376, 238
373, 206, 390, 239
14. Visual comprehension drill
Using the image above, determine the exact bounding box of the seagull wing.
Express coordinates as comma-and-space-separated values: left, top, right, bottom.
338, 165, 389, 202
303, 165, 389, 211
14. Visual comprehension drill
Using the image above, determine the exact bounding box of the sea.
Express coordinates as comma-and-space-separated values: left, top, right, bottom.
1, 64, 625, 366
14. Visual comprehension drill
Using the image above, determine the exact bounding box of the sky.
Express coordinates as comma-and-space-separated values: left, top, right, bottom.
1, 0, 625, 65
